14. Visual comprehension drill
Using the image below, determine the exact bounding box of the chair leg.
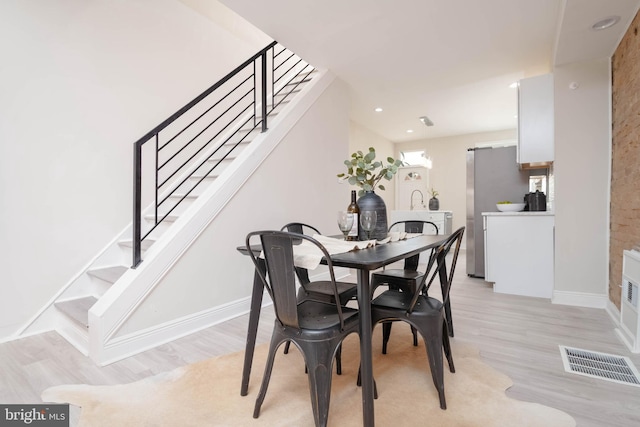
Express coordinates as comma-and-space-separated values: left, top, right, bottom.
301, 339, 343, 427
303, 345, 342, 376
425, 326, 447, 409
411, 326, 418, 346
444, 300, 454, 337
442, 321, 455, 373
356, 366, 379, 399
382, 322, 392, 354
253, 336, 281, 419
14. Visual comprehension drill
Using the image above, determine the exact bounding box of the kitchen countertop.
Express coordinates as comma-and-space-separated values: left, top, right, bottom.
392, 210, 452, 213
482, 211, 554, 216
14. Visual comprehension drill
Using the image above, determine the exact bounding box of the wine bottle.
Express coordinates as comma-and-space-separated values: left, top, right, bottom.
347, 190, 360, 241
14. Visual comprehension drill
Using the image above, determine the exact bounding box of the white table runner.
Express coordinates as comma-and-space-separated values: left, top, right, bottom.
290, 232, 421, 270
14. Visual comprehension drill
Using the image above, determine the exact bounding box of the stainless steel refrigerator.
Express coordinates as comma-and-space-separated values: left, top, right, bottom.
466, 146, 529, 278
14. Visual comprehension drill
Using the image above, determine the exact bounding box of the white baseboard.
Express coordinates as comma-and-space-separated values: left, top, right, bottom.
552, 290, 609, 308
606, 299, 621, 326
94, 294, 270, 366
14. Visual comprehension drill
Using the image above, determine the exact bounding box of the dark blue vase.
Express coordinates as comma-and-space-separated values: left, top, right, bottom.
357, 191, 388, 240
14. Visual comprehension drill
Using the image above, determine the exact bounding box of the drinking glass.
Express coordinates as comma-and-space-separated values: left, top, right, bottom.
337, 211, 354, 240
360, 210, 377, 240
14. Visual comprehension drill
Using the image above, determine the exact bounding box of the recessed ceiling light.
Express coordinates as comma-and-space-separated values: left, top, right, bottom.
374, 107, 383, 112
406, 129, 414, 133
592, 16, 620, 31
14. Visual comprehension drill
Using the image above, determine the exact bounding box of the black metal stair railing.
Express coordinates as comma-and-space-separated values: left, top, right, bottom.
132, 42, 315, 268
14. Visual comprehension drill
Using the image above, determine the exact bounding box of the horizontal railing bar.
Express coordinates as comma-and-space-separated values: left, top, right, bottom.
157, 98, 254, 190
156, 116, 260, 211
134, 42, 316, 267
158, 73, 254, 152
272, 67, 315, 112
273, 46, 287, 59
275, 64, 314, 96
158, 88, 254, 173
133, 41, 277, 149
274, 58, 303, 86
273, 52, 296, 73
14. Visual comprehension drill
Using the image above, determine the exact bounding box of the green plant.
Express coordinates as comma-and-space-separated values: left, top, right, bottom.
429, 188, 439, 198
337, 147, 404, 197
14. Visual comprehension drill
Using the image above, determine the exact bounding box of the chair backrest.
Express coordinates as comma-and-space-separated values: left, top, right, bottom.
281, 222, 321, 235
389, 220, 439, 271
433, 227, 465, 305
388, 220, 439, 235
245, 230, 347, 330
280, 222, 321, 285
407, 226, 465, 313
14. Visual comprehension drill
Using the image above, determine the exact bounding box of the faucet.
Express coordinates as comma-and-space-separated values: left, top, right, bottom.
410, 190, 424, 210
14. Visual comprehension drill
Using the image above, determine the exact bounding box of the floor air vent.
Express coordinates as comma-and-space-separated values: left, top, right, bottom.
559, 346, 640, 387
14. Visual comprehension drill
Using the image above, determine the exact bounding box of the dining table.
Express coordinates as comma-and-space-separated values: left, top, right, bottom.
237, 233, 449, 427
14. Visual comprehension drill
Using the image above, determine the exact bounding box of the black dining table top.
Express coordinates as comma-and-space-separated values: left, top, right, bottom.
327, 234, 445, 269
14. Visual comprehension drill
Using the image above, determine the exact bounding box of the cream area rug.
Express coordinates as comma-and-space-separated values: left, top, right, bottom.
42, 325, 575, 427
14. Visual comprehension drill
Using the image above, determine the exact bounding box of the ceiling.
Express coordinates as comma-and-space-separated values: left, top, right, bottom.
219, 0, 640, 143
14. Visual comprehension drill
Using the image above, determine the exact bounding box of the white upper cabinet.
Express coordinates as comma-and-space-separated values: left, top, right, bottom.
518, 73, 554, 165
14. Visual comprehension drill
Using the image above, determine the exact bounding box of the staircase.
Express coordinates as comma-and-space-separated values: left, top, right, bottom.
21, 43, 331, 364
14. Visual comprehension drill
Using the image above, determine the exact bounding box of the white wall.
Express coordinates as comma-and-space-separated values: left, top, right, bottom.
553, 59, 611, 301
395, 129, 518, 240
116, 77, 350, 333
0, 0, 267, 338
347, 121, 397, 210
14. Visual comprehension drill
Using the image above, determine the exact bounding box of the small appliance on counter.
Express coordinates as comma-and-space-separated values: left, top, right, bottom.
524, 190, 547, 211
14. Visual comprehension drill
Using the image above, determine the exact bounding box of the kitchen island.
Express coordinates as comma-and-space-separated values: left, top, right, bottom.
482, 211, 554, 298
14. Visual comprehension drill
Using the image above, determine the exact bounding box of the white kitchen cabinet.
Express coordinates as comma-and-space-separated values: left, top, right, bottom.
390, 210, 452, 235
518, 73, 554, 165
483, 212, 554, 298
390, 210, 453, 264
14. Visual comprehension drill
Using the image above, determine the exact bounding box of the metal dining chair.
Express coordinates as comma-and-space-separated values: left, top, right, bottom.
246, 230, 360, 427
280, 222, 358, 374
369, 226, 465, 409
281, 222, 358, 305
370, 220, 439, 353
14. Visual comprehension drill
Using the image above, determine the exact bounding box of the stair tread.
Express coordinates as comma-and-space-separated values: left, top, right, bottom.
145, 213, 179, 222
87, 265, 128, 283
55, 296, 97, 328
191, 172, 220, 179
206, 157, 233, 164
168, 193, 198, 199
119, 239, 156, 250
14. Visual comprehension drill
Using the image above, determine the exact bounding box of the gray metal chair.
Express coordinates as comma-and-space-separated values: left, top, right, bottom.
281, 222, 358, 305
369, 226, 465, 409
246, 230, 360, 427
280, 222, 358, 374
371, 220, 439, 352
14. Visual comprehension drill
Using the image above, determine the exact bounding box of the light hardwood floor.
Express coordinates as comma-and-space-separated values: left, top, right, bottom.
2, 251, 640, 426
